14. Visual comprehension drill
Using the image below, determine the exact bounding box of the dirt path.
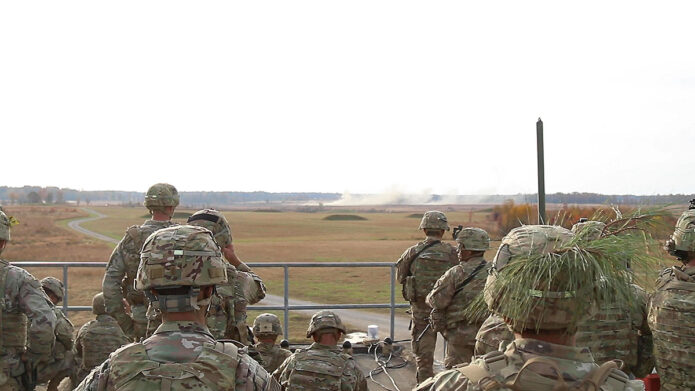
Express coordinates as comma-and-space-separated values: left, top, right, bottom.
68, 208, 119, 244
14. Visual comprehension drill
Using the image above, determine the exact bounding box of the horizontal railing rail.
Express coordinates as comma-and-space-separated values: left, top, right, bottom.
12, 261, 408, 339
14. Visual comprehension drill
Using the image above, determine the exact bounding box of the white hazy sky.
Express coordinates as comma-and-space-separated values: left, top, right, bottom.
1, 1, 694, 195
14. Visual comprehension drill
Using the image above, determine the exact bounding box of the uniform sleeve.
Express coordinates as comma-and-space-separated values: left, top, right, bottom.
75, 323, 87, 356
102, 237, 134, 333
235, 354, 281, 391
18, 271, 58, 354
395, 246, 416, 284
272, 354, 294, 389
426, 267, 458, 310
55, 310, 75, 350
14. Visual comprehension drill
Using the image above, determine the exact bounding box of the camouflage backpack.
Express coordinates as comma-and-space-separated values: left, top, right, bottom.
81, 318, 129, 369
104, 341, 241, 390
408, 241, 458, 301
287, 349, 352, 391
455, 351, 632, 391
648, 266, 695, 390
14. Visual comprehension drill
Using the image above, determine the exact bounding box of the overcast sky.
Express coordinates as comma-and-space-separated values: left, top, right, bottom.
1, 1, 693, 196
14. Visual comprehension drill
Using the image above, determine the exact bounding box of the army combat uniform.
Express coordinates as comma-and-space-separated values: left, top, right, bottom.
209, 263, 266, 343
73, 293, 130, 385
273, 343, 367, 391
474, 314, 512, 356
252, 313, 291, 373
187, 209, 267, 343
396, 211, 458, 382
102, 183, 179, 340
1, 211, 58, 391
426, 255, 490, 368
576, 283, 653, 378
102, 219, 176, 339
648, 207, 695, 390
417, 225, 646, 391
75, 321, 277, 391
78, 225, 280, 391
416, 339, 644, 391
37, 304, 75, 390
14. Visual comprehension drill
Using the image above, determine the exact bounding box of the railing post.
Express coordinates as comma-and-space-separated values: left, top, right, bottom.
283, 265, 289, 340
62, 265, 69, 314
390, 265, 396, 340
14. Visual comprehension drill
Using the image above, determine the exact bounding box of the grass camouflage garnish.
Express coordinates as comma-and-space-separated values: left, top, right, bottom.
465, 207, 668, 333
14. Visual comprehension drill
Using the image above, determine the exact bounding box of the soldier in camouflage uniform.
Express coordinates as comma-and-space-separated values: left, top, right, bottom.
648, 205, 695, 390
102, 183, 179, 340
252, 313, 292, 373
75, 225, 279, 391
37, 277, 75, 391
0, 210, 57, 391
73, 292, 130, 385
273, 310, 367, 391
426, 227, 491, 368
572, 220, 653, 378
395, 211, 458, 383
416, 225, 644, 391
187, 209, 266, 344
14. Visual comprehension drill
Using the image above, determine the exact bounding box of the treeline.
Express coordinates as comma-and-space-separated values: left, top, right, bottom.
1, 186, 694, 207
0, 186, 341, 206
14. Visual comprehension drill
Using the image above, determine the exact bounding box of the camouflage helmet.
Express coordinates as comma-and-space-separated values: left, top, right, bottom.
253, 313, 283, 337
306, 310, 347, 338
143, 183, 179, 210
136, 225, 227, 312
571, 219, 606, 241
187, 209, 233, 249
419, 210, 450, 231
484, 225, 593, 333
666, 209, 695, 254
0, 210, 12, 242
41, 276, 65, 301
455, 227, 490, 251
92, 292, 106, 315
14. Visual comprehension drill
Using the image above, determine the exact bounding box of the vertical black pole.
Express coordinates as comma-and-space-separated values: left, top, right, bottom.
536, 118, 546, 224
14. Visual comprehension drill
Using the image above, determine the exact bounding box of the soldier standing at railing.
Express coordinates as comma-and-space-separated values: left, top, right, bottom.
395, 211, 458, 384
102, 183, 179, 340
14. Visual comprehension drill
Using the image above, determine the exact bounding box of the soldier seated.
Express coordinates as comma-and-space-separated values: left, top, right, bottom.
36, 277, 75, 391
273, 310, 367, 391
252, 313, 292, 373
72, 292, 130, 386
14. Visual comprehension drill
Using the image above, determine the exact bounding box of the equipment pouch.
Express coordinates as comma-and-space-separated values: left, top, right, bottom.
430, 309, 447, 333
404, 276, 416, 301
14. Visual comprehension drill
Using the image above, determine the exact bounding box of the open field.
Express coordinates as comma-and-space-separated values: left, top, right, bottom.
2, 203, 676, 341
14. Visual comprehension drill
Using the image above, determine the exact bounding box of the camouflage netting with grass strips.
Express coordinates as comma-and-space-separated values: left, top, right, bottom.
466, 208, 669, 333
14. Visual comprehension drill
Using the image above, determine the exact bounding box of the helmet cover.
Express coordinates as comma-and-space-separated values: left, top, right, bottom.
41, 276, 64, 301
144, 183, 180, 210
253, 313, 283, 337
419, 211, 450, 231
187, 209, 233, 249
306, 310, 347, 338
455, 227, 490, 251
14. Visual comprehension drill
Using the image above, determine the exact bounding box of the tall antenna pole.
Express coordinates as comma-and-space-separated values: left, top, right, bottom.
536, 118, 546, 224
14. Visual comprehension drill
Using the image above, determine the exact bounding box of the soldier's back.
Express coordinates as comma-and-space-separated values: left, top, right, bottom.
415, 338, 643, 391
648, 265, 695, 390
75, 320, 277, 391
255, 342, 291, 374
275, 343, 367, 391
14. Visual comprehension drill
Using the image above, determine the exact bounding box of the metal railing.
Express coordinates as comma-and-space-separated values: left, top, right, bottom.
12, 261, 409, 339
